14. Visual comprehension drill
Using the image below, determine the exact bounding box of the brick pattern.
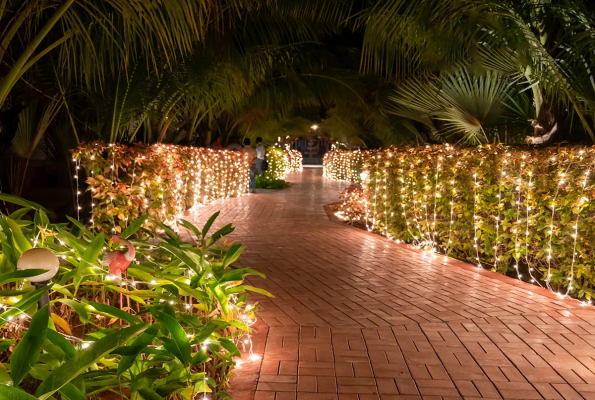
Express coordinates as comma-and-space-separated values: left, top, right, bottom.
187, 168, 595, 400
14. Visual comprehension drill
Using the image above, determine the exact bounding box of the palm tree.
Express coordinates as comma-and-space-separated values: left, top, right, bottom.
359, 0, 595, 143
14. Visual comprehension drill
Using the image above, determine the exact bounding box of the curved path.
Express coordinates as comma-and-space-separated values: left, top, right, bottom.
189, 168, 595, 400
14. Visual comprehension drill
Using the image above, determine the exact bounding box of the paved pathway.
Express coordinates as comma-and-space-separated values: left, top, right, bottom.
189, 168, 595, 400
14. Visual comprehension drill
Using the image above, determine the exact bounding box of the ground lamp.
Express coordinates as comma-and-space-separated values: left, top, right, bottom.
17, 248, 59, 312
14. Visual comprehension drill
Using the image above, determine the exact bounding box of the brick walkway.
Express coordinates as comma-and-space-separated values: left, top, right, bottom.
188, 168, 595, 400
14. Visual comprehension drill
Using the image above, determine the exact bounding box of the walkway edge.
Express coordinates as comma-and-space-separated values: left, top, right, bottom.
323, 203, 584, 310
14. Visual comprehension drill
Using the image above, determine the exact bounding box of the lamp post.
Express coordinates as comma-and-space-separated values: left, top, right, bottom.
17, 248, 59, 313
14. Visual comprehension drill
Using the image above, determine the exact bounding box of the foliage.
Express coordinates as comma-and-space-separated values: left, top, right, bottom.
255, 176, 290, 190
328, 146, 595, 301
286, 149, 303, 172
323, 150, 368, 182
264, 148, 290, 180
72, 142, 250, 232
0, 195, 271, 399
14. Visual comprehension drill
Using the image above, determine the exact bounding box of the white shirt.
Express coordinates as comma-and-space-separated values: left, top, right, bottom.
256, 144, 265, 160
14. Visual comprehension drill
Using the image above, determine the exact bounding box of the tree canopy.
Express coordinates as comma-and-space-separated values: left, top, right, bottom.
1, 0, 595, 161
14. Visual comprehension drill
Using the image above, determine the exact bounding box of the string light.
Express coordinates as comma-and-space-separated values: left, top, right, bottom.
326, 144, 594, 303
73, 142, 251, 231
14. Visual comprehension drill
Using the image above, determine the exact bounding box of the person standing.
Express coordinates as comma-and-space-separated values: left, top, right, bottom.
242, 138, 258, 193
255, 137, 266, 175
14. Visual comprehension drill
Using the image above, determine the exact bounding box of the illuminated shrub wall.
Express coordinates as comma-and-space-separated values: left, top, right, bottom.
323, 150, 367, 182
327, 145, 595, 301
286, 149, 303, 172
265, 148, 290, 180
72, 142, 250, 233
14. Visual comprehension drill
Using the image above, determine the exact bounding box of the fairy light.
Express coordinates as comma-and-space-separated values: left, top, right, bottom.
446, 154, 459, 255
546, 154, 573, 290
73, 142, 251, 230
327, 146, 595, 304
431, 155, 441, 251
524, 165, 543, 287
472, 169, 482, 268
286, 148, 303, 172
565, 158, 591, 296
382, 157, 390, 237
74, 158, 81, 220
398, 155, 415, 242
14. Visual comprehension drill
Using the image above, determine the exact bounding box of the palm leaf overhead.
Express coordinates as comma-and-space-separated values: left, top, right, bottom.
388, 69, 510, 144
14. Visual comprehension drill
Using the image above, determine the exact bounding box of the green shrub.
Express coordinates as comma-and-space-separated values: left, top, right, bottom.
0, 194, 270, 399
255, 175, 289, 190
73, 141, 250, 233
328, 145, 595, 301
264, 148, 289, 180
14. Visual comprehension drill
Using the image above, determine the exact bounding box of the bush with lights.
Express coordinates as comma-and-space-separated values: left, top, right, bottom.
72, 141, 250, 233
326, 145, 595, 302
0, 195, 270, 399
264, 147, 290, 180
285, 149, 303, 172
323, 149, 368, 182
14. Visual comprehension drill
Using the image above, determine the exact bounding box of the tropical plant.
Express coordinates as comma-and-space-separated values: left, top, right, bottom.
0, 194, 271, 399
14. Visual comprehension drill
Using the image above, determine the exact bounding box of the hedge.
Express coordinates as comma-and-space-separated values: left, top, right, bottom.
72, 141, 250, 233
325, 145, 595, 301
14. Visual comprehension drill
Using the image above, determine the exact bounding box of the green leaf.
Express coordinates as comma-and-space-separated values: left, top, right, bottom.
0, 385, 38, 400
55, 299, 90, 324
218, 338, 241, 357
0, 269, 48, 285
46, 329, 76, 359
217, 391, 234, 400
160, 243, 196, 269
150, 307, 191, 365
138, 388, 164, 400
222, 244, 243, 268
36, 322, 149, 399
0, 194, 47, 212
81, 231, 104, 266
209, 282, 229, 314
121, 214, 149, 239
86, 301, 142, 325
0, 285, 52, 327
201, 211, 220, 238
210, 223, 234, 243
0, 339, 15, 352
190, 350, 208, 366
178, 219, 202, 241
219, 268, 265, 283
117, 325, 159, 376
66, 216, 95, 239
242, 285, 275, 298
196, 322, 222, 343
8, 208, 31, 221
11, 305, 49, 385
3, 217, 32, 254
58, 382, 87, 400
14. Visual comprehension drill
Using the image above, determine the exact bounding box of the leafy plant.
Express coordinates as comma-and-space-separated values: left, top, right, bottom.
0, 194, 271, 398
255, 175, 289, 190
330, 145, 595, 301
72, 142, 250, 233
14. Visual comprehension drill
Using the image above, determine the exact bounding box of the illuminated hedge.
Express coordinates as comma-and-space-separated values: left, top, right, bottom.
72, 142, 250, 232
323, 150, 367, 181
329, 145, 595, 301
265, 147, 290, 180
286, 149, 303, 172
